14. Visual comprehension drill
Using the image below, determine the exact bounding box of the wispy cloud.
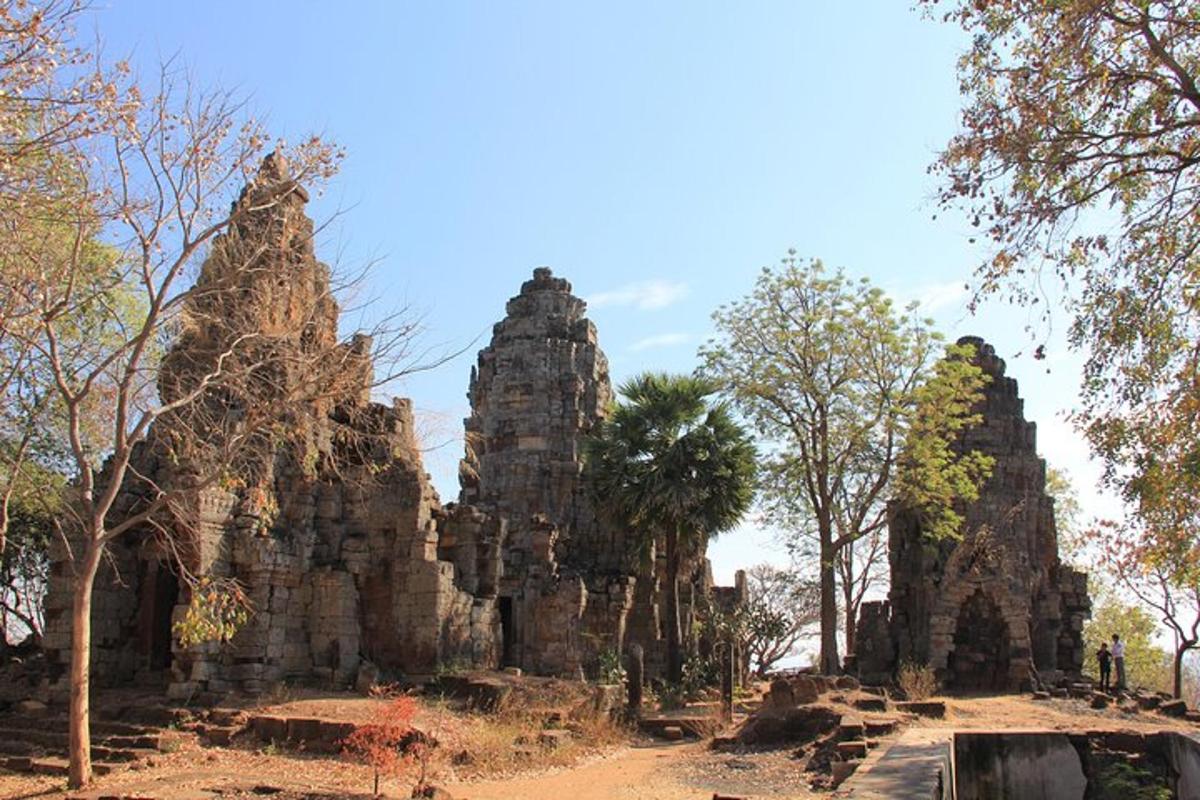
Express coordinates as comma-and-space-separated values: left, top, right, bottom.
915, 281, 969, 312
891, 280, 969, 314
629, 332, 690, 352
588, 279, 689, 311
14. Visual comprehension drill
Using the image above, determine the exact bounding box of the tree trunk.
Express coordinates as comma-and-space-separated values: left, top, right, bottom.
1174, 642, 1195, 699
68, 540, 103, 789
818, 531, 840, 675
842, 572, 856, 657
665, 527, 683, 684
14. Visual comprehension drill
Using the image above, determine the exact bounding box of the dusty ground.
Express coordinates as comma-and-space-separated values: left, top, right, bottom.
2, 691, 1198, 800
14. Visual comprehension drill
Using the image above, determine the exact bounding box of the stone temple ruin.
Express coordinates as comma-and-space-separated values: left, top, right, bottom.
41, 158, 740, 698
852, 337, 1091, 691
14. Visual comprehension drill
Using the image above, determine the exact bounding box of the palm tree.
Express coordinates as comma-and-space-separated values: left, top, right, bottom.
584, 372, 756, 685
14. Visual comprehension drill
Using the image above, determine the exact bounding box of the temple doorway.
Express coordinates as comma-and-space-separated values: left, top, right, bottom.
948, 588, 1010, 691
499, 596, 516, 667
137, 561, 179, 671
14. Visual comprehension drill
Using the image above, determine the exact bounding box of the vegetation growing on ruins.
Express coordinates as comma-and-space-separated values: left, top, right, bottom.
702, 255, 993, 674
584, 372, 756, 685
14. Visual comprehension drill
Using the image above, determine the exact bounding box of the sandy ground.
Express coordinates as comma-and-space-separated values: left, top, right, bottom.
3, 693, 1197, 800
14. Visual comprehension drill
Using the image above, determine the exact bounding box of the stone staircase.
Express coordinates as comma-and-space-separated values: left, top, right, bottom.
828, 716, 900, 786
0, 703, 185, 778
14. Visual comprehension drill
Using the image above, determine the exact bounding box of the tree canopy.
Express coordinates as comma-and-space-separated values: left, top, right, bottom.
924, 0, 1200, 571
584, 372, 756, 684
702, 254, 991, 673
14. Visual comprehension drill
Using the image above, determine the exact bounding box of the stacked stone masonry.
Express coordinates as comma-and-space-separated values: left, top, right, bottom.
852, 337, 1091, 691
42, 161, 735, 696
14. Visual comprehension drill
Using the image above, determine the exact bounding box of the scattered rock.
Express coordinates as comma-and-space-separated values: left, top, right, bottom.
660, 725, 685, 741
894, 700, 945, 718
1159, 699, 1188, 718
738, 704, 841, 746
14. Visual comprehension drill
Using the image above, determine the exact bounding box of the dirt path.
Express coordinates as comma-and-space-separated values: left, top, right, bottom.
444, 740, 814, 800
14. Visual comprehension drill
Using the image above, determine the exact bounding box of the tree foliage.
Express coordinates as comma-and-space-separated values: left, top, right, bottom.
701, 254, 992, 673
923, 0, 1200, 566
1092, 520, 1200, 698
1046, 465, 1086, 566
584, 372, 756, 684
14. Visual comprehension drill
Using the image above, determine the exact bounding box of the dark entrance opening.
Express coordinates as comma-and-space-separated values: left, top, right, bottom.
499, 596, 516, 667
137, 561, 179, 671
948, 588, 1011, 691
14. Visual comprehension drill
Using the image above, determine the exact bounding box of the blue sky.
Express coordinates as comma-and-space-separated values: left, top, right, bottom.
84, 2, 1112, 585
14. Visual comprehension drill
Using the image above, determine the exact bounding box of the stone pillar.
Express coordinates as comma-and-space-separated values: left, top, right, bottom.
721, 641, 735, 723
626, 643, 644, 714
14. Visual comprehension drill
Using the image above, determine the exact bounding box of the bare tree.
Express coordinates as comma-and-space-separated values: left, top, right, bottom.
743, 563, 820, 677
834, 526, 887, 655
2, 46, 424, 780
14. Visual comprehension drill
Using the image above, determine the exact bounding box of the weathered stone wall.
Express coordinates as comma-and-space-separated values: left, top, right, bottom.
853, 337, 1090, 691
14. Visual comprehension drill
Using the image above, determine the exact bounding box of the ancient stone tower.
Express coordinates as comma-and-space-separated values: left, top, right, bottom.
439, 268, 638, 677
43, 155, 497, 696
853, 337, 1090, 691
439, 268, 736, 679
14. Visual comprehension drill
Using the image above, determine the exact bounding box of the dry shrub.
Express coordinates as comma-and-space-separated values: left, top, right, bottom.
341, 695, 423, 796
438, 705, 627, 779
897, 661, 937, 701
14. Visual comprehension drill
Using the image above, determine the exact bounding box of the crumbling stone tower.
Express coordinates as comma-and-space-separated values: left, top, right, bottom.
439, 268, 638, 677
43, 155, 496, 697
853, 337, 1090, 691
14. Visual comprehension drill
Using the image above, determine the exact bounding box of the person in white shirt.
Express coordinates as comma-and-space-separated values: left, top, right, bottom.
1111, 633, 1126, 691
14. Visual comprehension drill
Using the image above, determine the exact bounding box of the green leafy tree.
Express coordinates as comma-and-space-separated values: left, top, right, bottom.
922, 0, 1200, 573
702, 254, 992, 673
0, 461, 61, 645
584, 372, 756, 684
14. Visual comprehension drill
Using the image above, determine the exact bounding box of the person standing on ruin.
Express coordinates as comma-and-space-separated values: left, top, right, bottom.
1096, 642, 1112, 691
1112, 633, 1127, 690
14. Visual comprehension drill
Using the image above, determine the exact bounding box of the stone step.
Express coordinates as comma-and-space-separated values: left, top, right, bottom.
838, 721, 866, 739
863, 718, 900, 736
0, 715, 161, 739
1, 755, 116, 777
836, 739, 869, 759
893, 701, 945, 718
638, 715, 720, 739
0, 723, 162, 752
0, 732, 142, 763
195, 723, 240, 746
853, 696, 888, 712
246, 714, 357, 754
